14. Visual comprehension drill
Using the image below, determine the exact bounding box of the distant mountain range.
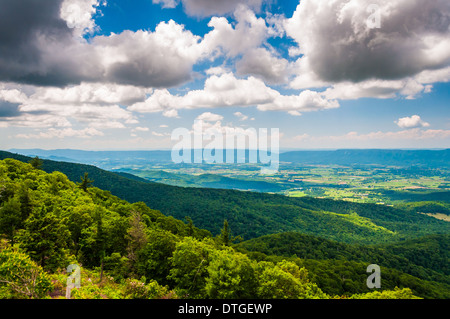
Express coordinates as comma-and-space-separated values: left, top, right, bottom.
114, 168, 288, 193
8, 148, 173, 166
280, 149, 450, 167
9, 148, 450, 167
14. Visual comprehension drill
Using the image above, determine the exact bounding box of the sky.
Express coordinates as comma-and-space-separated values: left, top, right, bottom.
0, 0, 449, 151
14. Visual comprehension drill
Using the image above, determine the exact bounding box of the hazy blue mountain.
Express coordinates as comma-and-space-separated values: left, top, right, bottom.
114, 168, 287, 192
280, 149, 450, 167
8, 148, 174, 166
10, 148, 450, 168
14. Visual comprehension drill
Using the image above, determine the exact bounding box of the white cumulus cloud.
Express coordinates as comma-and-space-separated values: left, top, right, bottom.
128, 73, 339, 116
60, 0, 105, 37
395, 115, 430, 129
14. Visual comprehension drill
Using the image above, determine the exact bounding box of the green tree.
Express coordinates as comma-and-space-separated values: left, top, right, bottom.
0, 182, 15, 206
185, 216, 194, 237
137, 228, 178, 286
103, 252, 130, 281
28, 156, 43, 170
256, 262, 306, 299
349, 287, 421, 299
123, 278, 174, 299
205, 248, 258, 299
17, 183, 33, 222
66, 205, 95, 254
0, 240, 53, 299
276, 260, 309, 283
94, 209, 106, 281
220, 219, 230, 246
219, 219, 242, 246
78, 173, 94, 192
0, 197, 22, 243
15, 206, 71, 271
126, 210, 148, 274
168, 237, 213, 298
256, 261, 327, 299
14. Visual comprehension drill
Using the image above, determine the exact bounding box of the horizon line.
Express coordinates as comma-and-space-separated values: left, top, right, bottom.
6, 148, 450, 152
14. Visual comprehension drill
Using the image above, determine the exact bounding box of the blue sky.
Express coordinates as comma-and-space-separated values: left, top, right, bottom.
0, 0, 449, 150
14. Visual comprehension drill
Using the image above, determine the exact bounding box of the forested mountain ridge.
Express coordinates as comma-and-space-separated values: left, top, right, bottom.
0, 151, 448, 245
2, 157, 435, 299
236, 232, 449, 284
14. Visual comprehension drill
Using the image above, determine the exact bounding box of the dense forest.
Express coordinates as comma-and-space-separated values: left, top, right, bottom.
1, 157, 445, 299
1, 151, 447, 246
236, 232, 450, 298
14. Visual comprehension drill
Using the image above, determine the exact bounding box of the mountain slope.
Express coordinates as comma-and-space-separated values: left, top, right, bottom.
1, 150, 448, 244
2, 157, 442, 299
236, 232, 449, 283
